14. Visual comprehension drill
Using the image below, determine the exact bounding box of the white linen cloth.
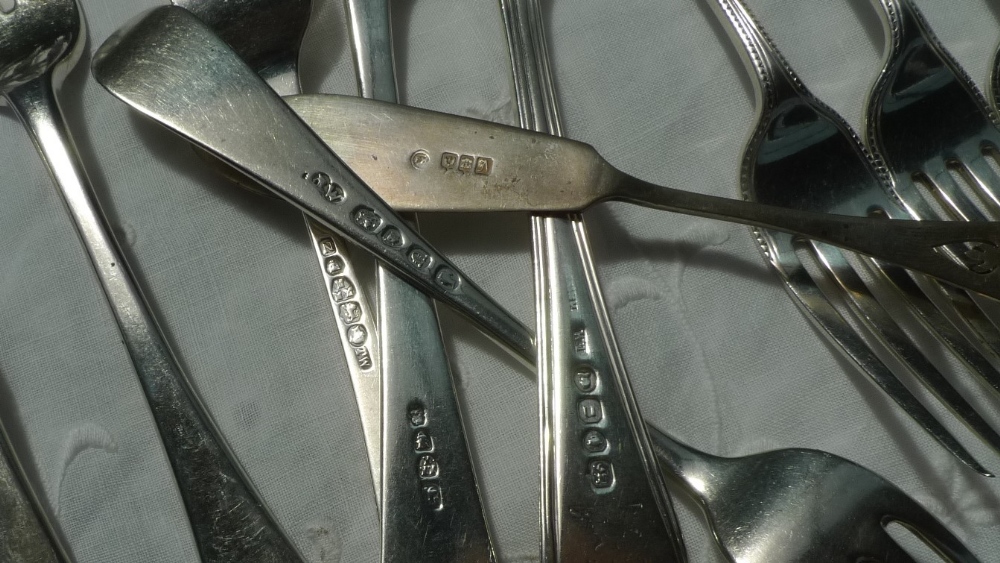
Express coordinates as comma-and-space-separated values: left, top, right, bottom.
0, 0, 998, 560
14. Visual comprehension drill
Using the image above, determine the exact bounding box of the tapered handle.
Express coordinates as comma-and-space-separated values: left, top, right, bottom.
615, 173, 1000, 300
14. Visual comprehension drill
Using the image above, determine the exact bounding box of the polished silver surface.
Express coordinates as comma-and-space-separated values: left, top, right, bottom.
92, 5, 536, 364
2, 1, 304, 561
647, 427, 981, 562
278, 94, 1000, 303
170, 0, 384, 504
0, 415, 69, 562
863, 0, 1000, 386
705, 0, 1000, 475
343, 0, 496, 559
500, 0, 686, 560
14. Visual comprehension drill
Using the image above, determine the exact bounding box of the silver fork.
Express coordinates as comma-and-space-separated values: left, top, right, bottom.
0, 1, 304, 560
499, 0, 687, 560
707, 0, 1000, 475
168, 0, 384, 500
862, 1, 1000, 370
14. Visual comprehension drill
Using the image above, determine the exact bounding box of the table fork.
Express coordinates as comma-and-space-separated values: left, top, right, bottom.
706, 0, 1000, 475
0, 0, 304, 559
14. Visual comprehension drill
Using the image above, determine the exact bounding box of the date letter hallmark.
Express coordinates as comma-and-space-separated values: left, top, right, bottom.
304, 171, 345, 203
407, 402, 445, 510
440, 151, 493, 176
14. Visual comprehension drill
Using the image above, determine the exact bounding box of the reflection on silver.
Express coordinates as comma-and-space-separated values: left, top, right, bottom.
498, 0, 686, 560
342, 0, 496, 559
648, 427, 981, 562
278, 92, 1000, 301
92, 5, 537, 367
1, 0, 303, 559
705, 0, 1000, 475
169, 0, 384, 505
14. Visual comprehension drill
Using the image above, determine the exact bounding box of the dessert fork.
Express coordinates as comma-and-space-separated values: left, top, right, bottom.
0, 0, 304, 559
647, 426, 982, 562
707, 0, 1000, 475
863, 0, 1000, 368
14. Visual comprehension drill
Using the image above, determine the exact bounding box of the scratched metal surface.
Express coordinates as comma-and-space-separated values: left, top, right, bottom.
0, 0, 997, 561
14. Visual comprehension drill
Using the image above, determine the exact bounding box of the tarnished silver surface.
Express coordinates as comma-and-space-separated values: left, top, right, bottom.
342, 0, 496, 559
92, 5, 536, 364
280, 92, 1000, 301
647, 427, 981, 562
0, 418, 68, 562
500, 0, 686, 560
171, 0, 384, 503
705, 0, 1000, 474
1, 1, 303, 560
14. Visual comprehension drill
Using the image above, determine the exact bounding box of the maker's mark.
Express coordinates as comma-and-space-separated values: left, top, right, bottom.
304, 171, 345, 203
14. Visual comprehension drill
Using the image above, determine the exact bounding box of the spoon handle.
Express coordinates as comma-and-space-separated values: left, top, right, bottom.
0, 417, 69, 562
6, 74, 304, 562
499, 0, 688, 559
93, 5, 536, 367
615, 173, 1000, 300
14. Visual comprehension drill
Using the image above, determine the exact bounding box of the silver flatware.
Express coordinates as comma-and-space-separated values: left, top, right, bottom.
703, 0, 1000, 474
0, 0, 304, 560
272, 92, 1000, 303
499, 0, 687, 560
0, 415, 69, 562
343, 0, 496, 559
169, 0, 384, 505
647, 427, 982, 562
864, 0, 1000, 374
92, 4, 536, 363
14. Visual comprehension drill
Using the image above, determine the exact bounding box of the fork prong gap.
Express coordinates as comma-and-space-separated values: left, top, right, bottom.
946, 158, 999, 220
910, 171, 964, 221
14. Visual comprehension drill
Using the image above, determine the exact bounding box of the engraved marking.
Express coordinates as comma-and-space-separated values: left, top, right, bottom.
330, 276, 356, 302
458, 154, 475, 173
318, 237, 337, 256
441, 152, 458, 170
588, 460, 615, 489
409, 405, 428, 427
573, 328, 588, 354
417, 455, 440, 479
354, 347, 373, 370
410, 149, 431, 169
353, 206, 383, 232
423, 484, 444, 510
339, 302, 362, 324
578, 399, 603, 424
474, 157, 493, 175
346, 325, 368, 346
414, 429, 434, 452
434, 267, 461, 292
408, 246, 432, 269
380, 227, 403, 248
583, 430, 608, 453
304, 171, 345, 203
324, 256, 345, 275
574, 366, 598, 393
963, 242, 1000, 274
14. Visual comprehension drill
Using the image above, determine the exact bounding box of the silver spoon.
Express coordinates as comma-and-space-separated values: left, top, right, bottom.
0, 0, 304, 559
168, 0, 385, 508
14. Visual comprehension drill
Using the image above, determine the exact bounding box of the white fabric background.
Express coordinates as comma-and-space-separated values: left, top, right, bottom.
0, 0, 999, 560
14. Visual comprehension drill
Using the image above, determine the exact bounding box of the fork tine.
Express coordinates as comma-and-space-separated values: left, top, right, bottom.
811, 242, 1000, 459
890, 503, 983, 563
865, 261, 1000, 397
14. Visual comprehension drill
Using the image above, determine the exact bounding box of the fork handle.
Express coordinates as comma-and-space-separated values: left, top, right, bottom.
6, 75, 304, 562
614, 173, 1000, 300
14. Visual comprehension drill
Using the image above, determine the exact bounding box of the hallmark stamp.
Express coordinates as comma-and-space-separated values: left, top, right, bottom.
423, 484, 444, 510
414, 429, 434, 452
408, 246, 432, 269
457, 154, 475, 173
418, 455, 440, 479
583, 430, 608, 453
578, 399, 603, 424
409, 404, 428, 427
304, 171, 345, 203
324, 256, 344, 275
964, 242, 1000, 274
474, 157, 493, 175
588, 460, 615, 490
381, 227, 403, 248
572, 328, 588, 354
318, 237, 337, 256
434, 267, 461, 291
410, 149, 431, 169
339, 302, 362, 324
354, 346, 373, 370
330, 276, 356, 302
441, 152, 458, 169
575, 366, 598, 393
346, 325, 368, 346
353, 206, 383, 232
